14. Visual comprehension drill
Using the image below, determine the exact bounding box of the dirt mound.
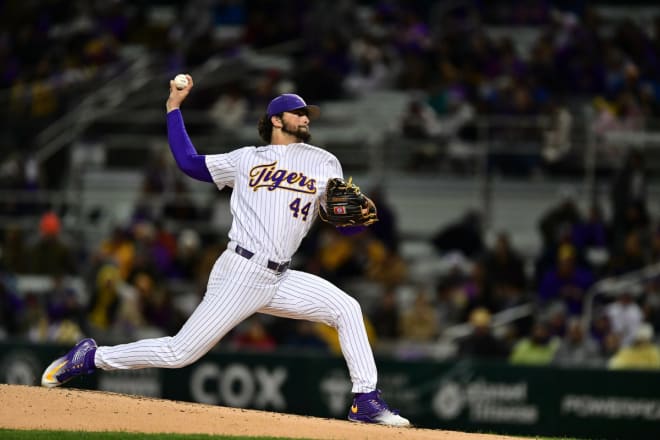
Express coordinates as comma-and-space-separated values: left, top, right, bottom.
0, 384, 521, 439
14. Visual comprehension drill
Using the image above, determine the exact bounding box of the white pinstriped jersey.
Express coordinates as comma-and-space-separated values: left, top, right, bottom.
95, 141, 379, 395
205, 143, 342, 262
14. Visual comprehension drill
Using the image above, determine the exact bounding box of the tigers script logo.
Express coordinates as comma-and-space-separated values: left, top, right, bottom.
249, 161, 317, 194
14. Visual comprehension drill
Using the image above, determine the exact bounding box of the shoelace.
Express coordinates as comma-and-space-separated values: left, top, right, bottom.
365, 394, 401, 415
64, 343, 95, 375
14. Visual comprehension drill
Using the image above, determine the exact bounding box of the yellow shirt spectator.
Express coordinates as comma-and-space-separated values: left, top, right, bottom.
510, 321, 560, 365
609, 324, 660, 370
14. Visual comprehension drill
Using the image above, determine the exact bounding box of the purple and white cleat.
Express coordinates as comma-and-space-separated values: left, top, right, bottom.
41, 338, 98, 388
347, 389, 410, 427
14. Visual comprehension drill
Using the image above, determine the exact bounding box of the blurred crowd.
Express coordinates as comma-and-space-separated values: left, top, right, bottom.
4, 2, 660, 158
1, 0, 660, 371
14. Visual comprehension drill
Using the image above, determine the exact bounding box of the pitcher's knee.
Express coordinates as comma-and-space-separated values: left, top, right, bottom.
166, 338, 201, 368
348, 296, 362, 314
337, 296, 363, 322
169, 352, 197, 368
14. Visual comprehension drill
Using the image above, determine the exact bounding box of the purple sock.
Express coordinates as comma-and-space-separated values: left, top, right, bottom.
83, 348, 97, 373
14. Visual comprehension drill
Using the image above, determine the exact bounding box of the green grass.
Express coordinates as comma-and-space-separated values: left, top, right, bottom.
0, 431, 307, 440
0, 429, 593, 440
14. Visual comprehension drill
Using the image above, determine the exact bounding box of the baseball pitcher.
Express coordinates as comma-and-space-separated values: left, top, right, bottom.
41, 74, 410, 427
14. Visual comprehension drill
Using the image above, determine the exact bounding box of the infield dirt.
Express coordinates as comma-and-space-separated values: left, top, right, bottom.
0, 384, 524, 439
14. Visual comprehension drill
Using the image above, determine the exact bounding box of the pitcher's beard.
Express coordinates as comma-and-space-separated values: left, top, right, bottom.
282, 124, 311, 143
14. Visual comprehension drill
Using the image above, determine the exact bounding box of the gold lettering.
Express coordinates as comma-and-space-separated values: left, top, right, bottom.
249, 161, 278, 189
269, 169, 287, 190
248, 162, 317, 194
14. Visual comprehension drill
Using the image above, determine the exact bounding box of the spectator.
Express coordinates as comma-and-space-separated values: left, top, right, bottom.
537, 188, 581, 252
535, 219, 585, 287
509, 320, 560, 365
538, 244, 595, 315
126, 221, 159, 280
283, 321, 328, 352
208, 82, 249, 132
545, 301, 569, 338
610, 149, 648, 247
400, 98, 440, 140
481, 231, 528, 311
370, 287, 400, 340
366, 186, 400, 253
608, 323, 660, 370
232, 316, 277, 352
541, 100, 573, 170
451, 260, 493, 320
457, 307, 510, 360
162, 179, 202, 222
590, 96, 619, 148
431, 209, 484, 259
97, 226, 136, 281
643, 281, 660, 335
399, 289, 439, 342
553, 318, 602, 367
0, 276, 25, 338
651, 225, 660, 263
571, 203, 609, 257
112, 271, 151, 337
1, 225, 28, 273
359, 232, 407, 288
315, 316, 378, 356
44, 275, 86, 343
87, 264, 124, 332
294, 51, 346, 102
169, 229, 203, 282
151, 222, 179, 276
435, 276, 468, 331
24, 292, 49, 342
28, 211, 77, 276
130, 272, 178, 336
343, 40, 393, 97
606, 229, 649, 277
601, 331, 622, 359
131, 179, 162, 224
589, 311, 613, 348
315, 226, 362, 284
606, 290, 644, 347
400, 98, 444, 172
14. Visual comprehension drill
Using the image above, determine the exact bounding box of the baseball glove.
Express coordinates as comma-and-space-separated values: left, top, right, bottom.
319, 177, 378, 227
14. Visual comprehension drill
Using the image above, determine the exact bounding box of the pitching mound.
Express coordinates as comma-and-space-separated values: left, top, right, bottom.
0, 384, 521, 439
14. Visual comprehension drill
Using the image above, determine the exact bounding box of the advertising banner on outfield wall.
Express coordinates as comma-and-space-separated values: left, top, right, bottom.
2, 342, 660, 439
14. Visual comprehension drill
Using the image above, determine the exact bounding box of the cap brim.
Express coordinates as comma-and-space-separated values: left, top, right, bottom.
305, 105, 321, 119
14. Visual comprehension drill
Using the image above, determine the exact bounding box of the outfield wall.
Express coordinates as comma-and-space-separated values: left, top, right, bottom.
2, 342, 658, 439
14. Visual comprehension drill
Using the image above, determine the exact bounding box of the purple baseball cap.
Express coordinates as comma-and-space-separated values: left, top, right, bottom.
266, 94, 320, 119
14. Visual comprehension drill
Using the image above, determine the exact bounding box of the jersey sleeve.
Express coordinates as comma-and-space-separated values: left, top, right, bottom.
326, 155, 343, 180
205, 148, 245, 190
166, 109, 213, 182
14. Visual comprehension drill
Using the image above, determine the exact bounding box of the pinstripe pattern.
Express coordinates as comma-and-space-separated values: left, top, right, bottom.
96, 251, 278, 369
95, 141, 378, 395
260, 269, 377, 393
206, 143, 342, 262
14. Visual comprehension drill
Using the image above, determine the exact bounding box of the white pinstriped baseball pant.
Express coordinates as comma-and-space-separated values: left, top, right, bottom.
95, 248, 377, 393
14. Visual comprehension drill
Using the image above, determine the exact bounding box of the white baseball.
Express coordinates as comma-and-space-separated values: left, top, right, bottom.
174, 74, 189, 90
